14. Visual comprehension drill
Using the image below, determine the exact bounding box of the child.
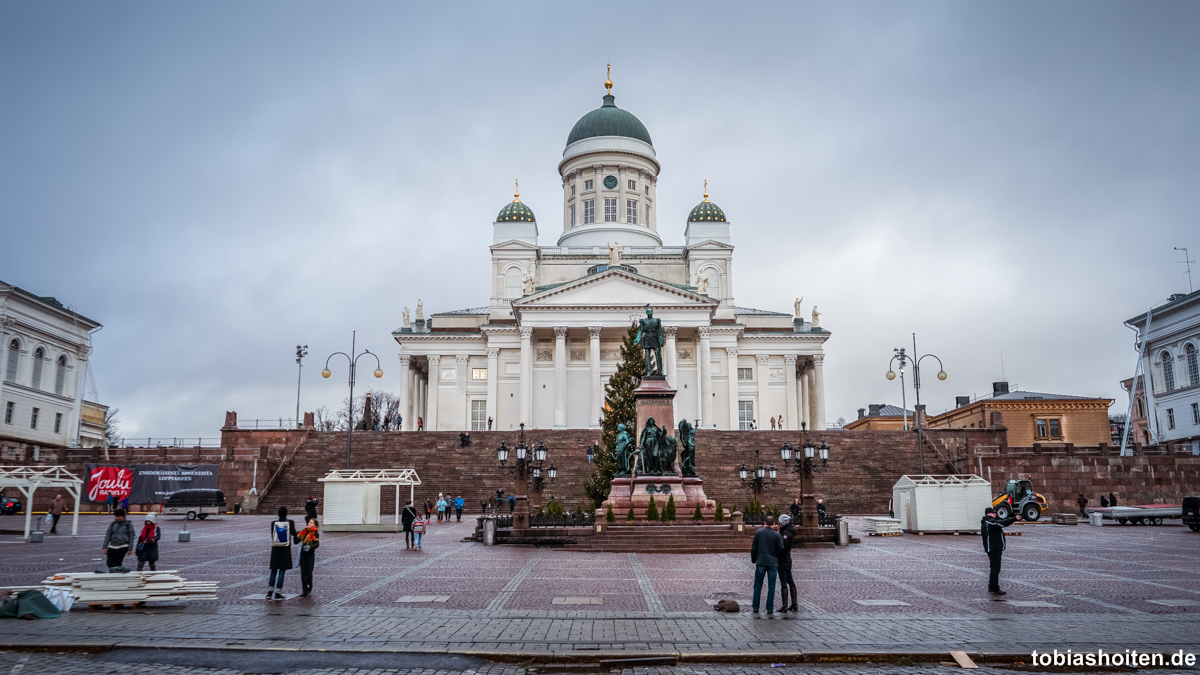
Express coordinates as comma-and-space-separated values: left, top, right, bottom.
412, 514, 427, 549
135, 513, 161, 571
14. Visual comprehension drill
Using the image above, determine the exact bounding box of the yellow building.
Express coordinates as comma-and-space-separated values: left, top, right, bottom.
844, 403, 915, 431
926, 382, 1113, 447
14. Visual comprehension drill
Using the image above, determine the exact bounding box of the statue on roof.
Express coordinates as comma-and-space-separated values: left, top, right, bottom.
794, 296, 803, 318
609, 241, 621, 267
403, 306, 411, 328
416, 299, 424, 322
634, 306, 665, 376
522, 269, 536, 295
811, 305, 820, 327
696, 273, 710, 295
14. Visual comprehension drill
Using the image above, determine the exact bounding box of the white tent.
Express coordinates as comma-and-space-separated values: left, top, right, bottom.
892, 474, 992, 533
0, 466, 83, 540
317, 469, 421, 532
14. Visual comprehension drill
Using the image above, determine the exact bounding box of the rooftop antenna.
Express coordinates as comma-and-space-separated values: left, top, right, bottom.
1174, 247, 1194, 293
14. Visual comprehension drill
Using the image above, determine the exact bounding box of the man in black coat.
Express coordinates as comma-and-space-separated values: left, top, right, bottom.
750, 515, 784, 614
981, 506, 1017, 595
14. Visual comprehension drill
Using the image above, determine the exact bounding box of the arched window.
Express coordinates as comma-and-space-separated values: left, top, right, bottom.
1187, 343, 1199, 388
4, 340, 17, 384
55, 355, 68, 396
1136, 396, 1144, 418
31, 347, 44, 390
1160, 350, 1175, 392
505, 267, 523, 299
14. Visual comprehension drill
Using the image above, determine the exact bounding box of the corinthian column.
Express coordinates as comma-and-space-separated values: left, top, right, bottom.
726, 347, 740, 430
456, 354, 470, 430
784, 355, 797, 430
426, 355, 441, 431
397, 354, 411, 431
589, 326, 602, 429
812, 353, 826, 430
664, 326, 678, 421
553, 326, 568, 429
698, 327, 713, 427
756, 354, 770, 429
486, 347, 499, 431
519, 327, 532, 428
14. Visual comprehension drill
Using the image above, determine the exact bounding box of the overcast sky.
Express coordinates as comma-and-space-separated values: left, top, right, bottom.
2, 2, 1198, 439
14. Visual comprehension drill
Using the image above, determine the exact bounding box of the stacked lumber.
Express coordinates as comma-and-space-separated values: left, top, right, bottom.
42, 570, 218, 607
863, 517, 904, 536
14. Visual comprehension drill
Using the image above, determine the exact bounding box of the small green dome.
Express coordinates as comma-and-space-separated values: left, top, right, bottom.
497, 199, 536, 222
567, 94, 653, 146
687, 199, 726, 223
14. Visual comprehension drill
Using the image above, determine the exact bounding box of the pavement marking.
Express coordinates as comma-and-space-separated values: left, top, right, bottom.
396, 595, 450, 602
853, 599, 911, 606
860, 541, 1147, 615
485, 547, 547, 612
552, 597, 602, 605
1148, 599, 1200, 607
720, 552, 824, 613
1003, 600, 1062, 608
7, 654, 28, 675
830, 558, 986, 615
221, 539, 403, 590
326, 541, 471, 608
628, 552, 665, 614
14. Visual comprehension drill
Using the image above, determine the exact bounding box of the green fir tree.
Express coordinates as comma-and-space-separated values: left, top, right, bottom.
626, 507, 635, 522
664, 494, 676, 521
646, 496, 659, 521
584, 323, 646, 508
606, 504, 615, 523
693, 503, 703, 521
715, 501, 725, 522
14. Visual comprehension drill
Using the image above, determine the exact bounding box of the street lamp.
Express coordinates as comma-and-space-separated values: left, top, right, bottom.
736, 447, 773, 501
497, 429, 555, 529
295, 345, 308, 429
321, 331, 383, 469
780, 439, 832, 531
885, 333, 948, 474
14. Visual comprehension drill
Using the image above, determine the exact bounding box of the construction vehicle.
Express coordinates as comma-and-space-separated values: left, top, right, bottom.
991, 478, 1048, 521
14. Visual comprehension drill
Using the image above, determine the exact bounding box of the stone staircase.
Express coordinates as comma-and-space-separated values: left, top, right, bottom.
561, 523, 756, 554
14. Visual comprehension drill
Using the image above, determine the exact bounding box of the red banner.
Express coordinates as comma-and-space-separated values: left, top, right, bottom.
86, 465, 133, 502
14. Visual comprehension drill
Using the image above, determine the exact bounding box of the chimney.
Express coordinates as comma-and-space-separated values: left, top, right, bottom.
915, 404, 926, 427
993, 382, 1010, 396
868, 404, 882, 417
857, 408, 866, 420
955, 396, 970, 408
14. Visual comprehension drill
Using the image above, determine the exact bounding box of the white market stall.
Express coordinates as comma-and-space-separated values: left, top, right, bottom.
892, 474, 993, 534
317, 469, 421, 532
0, 466, 83, 540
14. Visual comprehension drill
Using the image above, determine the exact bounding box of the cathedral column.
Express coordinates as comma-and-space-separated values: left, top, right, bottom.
486, 347, 499, 432
812, 353, 826, 430
397, 355, 411, 431
726, 347, 740, 430
519, 327, 532, 427
664, 326, 678, 420
784, 355, 797, 431
698, 327, 713, 427
617, 165, 627, 224
756, 354, 770, 429
553, 326, 568, 429
799, 362, 809, 428
588, 326, 602, 429
426, 355, 441, 431
456, 354, 469, 430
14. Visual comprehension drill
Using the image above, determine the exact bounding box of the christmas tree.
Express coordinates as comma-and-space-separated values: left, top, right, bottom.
584, 322, 645, 507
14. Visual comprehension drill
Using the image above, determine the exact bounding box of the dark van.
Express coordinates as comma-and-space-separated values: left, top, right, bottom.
1184, 496, 1199, 532
162, 488, 226, 520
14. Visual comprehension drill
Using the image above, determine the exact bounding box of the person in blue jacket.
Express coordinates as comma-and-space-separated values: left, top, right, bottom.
453, 495, 465, 522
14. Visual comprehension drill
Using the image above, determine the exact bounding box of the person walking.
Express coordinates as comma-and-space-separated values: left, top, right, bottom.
397, 414, 403, 430
297, 517, 320, 597
436, 495, 447, 524
459, 432, 468, 447
304, 496, 319, 523
1109, 492, 1118, 507
105, 493, 115, 514
750, 515, 783, 614
49, 494, 66, 534
508, 493, 515, 513
102, 508, 136, 571
1077, 494, 1088, 517
424, 498, 433, 521
770, 417, 776, 430
268, 506, 298, 600
119, 495, 129, 512
402, 500, 418, 549
487, 416, 493, 431
412, 513, 427, 549
135, 513, 161, 571
454, 494, 464, 522
981, 506, 1016, 595
417, 416, 423, 431
777, 514, 798, 613
480, 496, 489, 514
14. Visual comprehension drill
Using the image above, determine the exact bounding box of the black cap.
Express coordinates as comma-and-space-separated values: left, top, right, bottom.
985, 507, 997, 516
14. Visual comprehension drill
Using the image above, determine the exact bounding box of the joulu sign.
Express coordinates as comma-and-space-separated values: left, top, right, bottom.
85, 464, 219, 503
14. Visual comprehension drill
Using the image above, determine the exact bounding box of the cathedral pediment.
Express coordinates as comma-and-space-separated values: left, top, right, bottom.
512, 268, 717, 325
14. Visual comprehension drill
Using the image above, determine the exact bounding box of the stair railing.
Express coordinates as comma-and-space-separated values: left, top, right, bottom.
254, 429, 312, 510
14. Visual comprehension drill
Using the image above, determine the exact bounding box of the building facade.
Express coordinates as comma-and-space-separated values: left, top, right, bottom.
925, 382, 1112, 447
392, 80, 830, 432
843, 404, 915, 431
1, 281, 106, 453
1125, 290, 1200, 450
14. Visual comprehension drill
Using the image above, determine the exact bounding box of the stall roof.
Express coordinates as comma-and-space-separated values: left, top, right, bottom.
317, 469, 421, 484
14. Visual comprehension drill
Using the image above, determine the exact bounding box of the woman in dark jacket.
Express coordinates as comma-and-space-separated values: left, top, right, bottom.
777, 514, 798, 613
296, 517, 320, 597
136, 513, 162, 571
268, 506, 297, 600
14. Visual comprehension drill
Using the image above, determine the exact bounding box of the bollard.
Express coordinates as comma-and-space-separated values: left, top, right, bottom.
483, 518, 496, 546
1089, 511, 1103, 527
836, 518, 850, 545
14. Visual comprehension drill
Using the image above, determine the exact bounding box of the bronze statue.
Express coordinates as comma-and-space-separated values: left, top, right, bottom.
662, 435, 678, 476
678, 419, 696, 477
639, 417, 662, 474
614, 423, 633, 476
635, 306, 665, 376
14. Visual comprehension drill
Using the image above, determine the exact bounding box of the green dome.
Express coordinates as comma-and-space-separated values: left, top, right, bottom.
567, 94, 653, 146
497, 198, 536, 222
687, 199, 726, 223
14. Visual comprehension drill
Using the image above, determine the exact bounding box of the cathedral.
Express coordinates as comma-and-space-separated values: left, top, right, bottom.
392, 75, 829, 432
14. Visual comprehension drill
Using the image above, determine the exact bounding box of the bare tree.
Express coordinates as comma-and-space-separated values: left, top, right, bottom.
372, 391, 400, 430
104, 408, 122, 447
313, 406, 338, 431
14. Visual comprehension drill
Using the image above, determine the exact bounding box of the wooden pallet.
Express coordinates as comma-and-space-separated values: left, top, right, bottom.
1004, 531, 1023, 536
87, 601, 145, 611
913, 530, 980, 535
868, 531, 902, 537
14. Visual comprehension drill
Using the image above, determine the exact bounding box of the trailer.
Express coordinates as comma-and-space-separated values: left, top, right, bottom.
1088, 505, 1182, 526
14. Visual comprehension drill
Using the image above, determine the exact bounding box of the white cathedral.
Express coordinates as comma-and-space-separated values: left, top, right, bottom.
392, 77, 829, 432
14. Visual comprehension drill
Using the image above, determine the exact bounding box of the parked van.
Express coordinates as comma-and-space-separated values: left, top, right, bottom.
1184, 496, 1199, 532
162, 488, 226, 520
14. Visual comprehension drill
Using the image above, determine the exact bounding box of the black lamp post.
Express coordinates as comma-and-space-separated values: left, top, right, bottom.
736, 447, 776, 502
497, 430, 554, 529
885, 333, 947, 474
321, 331, 382, 469
781, 439, 830, 531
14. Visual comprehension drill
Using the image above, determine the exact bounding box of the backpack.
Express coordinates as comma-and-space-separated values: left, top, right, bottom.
271, 521, 291, 547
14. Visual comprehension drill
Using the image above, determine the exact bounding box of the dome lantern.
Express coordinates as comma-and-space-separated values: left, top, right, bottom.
687, 180, 727, 222
496, 179, 536, 222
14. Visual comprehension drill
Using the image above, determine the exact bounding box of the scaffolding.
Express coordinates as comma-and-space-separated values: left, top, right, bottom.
0, 466, 83, 540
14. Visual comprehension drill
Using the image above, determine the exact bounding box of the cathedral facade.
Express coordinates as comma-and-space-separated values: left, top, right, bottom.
392, 79, 829, 432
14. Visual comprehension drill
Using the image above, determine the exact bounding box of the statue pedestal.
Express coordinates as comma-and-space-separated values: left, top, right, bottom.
634, 376, 676, 445
602, 476, 715, 520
